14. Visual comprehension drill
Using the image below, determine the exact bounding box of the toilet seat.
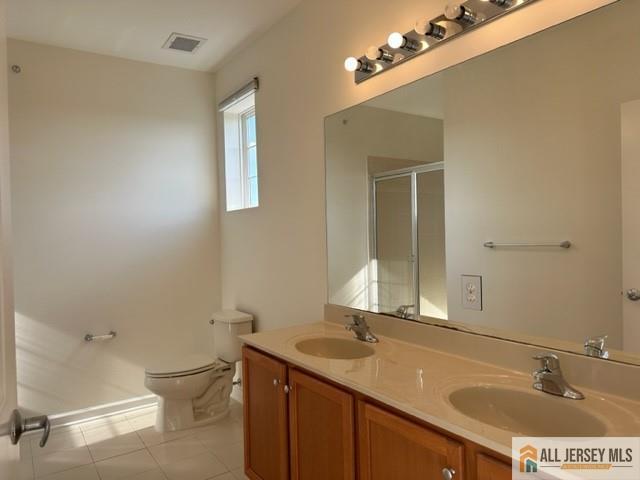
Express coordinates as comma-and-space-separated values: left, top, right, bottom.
145, 354, 231, 379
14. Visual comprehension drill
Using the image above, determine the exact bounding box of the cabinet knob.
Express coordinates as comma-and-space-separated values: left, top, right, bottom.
273, 379, 280, 387
284, 385, 292, 394
442, 467, 456, 480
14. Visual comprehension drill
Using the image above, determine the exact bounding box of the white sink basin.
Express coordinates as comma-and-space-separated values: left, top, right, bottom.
449, 386, 607, 436
295, 337, 375, 360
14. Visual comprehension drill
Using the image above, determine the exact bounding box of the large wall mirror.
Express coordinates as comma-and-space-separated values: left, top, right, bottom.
325, 0, 640, 365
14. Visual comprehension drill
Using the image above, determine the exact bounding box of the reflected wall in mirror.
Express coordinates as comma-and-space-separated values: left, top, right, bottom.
326, 0, 640, 364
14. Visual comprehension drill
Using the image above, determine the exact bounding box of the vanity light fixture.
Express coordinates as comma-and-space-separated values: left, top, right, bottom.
345, 0, 538, 84
387, 32, 420, 52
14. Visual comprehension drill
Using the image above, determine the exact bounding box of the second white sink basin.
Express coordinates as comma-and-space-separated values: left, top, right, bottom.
295, 337, 375, 360
449, 385, 608, 436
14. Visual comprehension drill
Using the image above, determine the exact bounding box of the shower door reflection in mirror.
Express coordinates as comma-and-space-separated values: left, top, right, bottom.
370, 164, 446, 320
373, 173, 415, 318
325, 0, 640, 365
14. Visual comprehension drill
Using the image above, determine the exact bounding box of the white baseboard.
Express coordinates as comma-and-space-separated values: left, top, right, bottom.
49, 395, 158, 429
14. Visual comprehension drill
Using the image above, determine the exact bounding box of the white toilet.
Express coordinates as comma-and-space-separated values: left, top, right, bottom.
144, 310, 253, 432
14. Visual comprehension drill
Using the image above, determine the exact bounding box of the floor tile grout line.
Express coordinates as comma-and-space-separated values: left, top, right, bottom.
153, 439, 227, 470
77, 420, 107, 480
29, 404, 244, 480
35, 417, 148, 480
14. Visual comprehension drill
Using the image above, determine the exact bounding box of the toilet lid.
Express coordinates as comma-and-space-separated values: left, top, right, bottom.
145, 354, 219, 378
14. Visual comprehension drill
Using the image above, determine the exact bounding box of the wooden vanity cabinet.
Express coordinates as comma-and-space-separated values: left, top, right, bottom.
242, 347, 289, 480
288, 368, 355, 480
476, 454, 512, 480
358, 401, 464, 480
243, 346, 511, 480
243, 347, 355, 480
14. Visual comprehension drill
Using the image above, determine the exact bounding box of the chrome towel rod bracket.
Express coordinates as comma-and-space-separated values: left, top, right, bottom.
484, 241, 571, 249
85, 331, 117, 342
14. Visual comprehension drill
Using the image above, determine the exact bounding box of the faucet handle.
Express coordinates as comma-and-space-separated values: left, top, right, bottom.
584, 334, 607, 349
533, 353, 560, 371
344, 314, 365, 324
584, 335, 609, 358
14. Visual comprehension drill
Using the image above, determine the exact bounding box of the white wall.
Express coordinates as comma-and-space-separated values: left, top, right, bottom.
8, 40, 220, 415
215, 0, 615, 332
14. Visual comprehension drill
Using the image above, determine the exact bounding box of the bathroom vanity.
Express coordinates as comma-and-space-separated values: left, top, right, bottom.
240, 318, 640, 480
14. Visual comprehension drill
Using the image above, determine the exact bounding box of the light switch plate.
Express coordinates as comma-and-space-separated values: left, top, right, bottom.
461, 275, 482, 311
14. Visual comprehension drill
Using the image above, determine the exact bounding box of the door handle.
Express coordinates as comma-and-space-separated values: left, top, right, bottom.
627, 289, 640, 301
9, 409, 50, 448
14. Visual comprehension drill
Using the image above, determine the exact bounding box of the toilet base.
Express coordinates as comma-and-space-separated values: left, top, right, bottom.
154, 397, 230, 432
152, 365, 235, 433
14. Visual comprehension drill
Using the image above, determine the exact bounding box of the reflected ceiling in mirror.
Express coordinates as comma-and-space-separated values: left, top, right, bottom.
325, 0, 640, 365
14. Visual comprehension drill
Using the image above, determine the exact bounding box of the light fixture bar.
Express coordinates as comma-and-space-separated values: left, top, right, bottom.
347, 0, 539, 84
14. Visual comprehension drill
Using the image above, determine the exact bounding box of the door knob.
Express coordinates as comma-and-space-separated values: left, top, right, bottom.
9, 410, 50, 448
442, 467, 456, 480
627, 289, 640, 301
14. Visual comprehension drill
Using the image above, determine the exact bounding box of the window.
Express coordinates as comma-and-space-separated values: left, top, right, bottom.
242, 108, 258, 207
221, 85, 259, 211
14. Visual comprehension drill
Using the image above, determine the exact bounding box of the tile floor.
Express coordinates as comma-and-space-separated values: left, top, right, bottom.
19, 401, 248, 480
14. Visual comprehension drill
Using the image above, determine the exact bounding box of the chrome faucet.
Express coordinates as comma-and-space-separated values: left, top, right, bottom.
344, 314, 379, 343
532, 353, 584, 400
584, 335, 609, 359
395, 304, 414, 319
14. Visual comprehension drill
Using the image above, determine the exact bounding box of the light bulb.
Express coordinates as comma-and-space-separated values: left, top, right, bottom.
414, 18, 430, 35
366, 46, 394, 63
387, 32, 420, 52
344, 57, 360, 72
414, 19, 446, 40
366, 46, 380, 61
444, 4, 464, 20
387, 32, 405, 49
445, 3, 481, 24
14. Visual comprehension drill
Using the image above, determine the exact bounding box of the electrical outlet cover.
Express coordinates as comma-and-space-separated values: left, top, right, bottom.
461, 275, 482, 311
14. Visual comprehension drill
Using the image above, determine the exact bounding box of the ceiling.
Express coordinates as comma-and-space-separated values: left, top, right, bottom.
7, 0, 301, 72
366, 73, 445, 120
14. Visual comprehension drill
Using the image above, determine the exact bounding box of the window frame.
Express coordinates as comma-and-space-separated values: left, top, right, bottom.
240, 106, 258, 209
222, 92, 259, 212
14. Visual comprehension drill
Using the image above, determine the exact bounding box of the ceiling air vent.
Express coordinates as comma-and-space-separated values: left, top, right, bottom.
162, 33, 207, 53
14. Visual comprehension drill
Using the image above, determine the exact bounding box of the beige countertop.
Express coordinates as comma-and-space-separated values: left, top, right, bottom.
240, 322, 640, 458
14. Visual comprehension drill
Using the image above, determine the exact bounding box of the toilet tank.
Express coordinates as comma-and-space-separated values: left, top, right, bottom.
212, 310, 253, 363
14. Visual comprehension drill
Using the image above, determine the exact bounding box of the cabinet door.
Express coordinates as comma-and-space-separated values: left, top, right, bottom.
358, 401, 464, 480
242, 347, 289, 480
477, 454, 512, 480
289, 369, 355, 480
